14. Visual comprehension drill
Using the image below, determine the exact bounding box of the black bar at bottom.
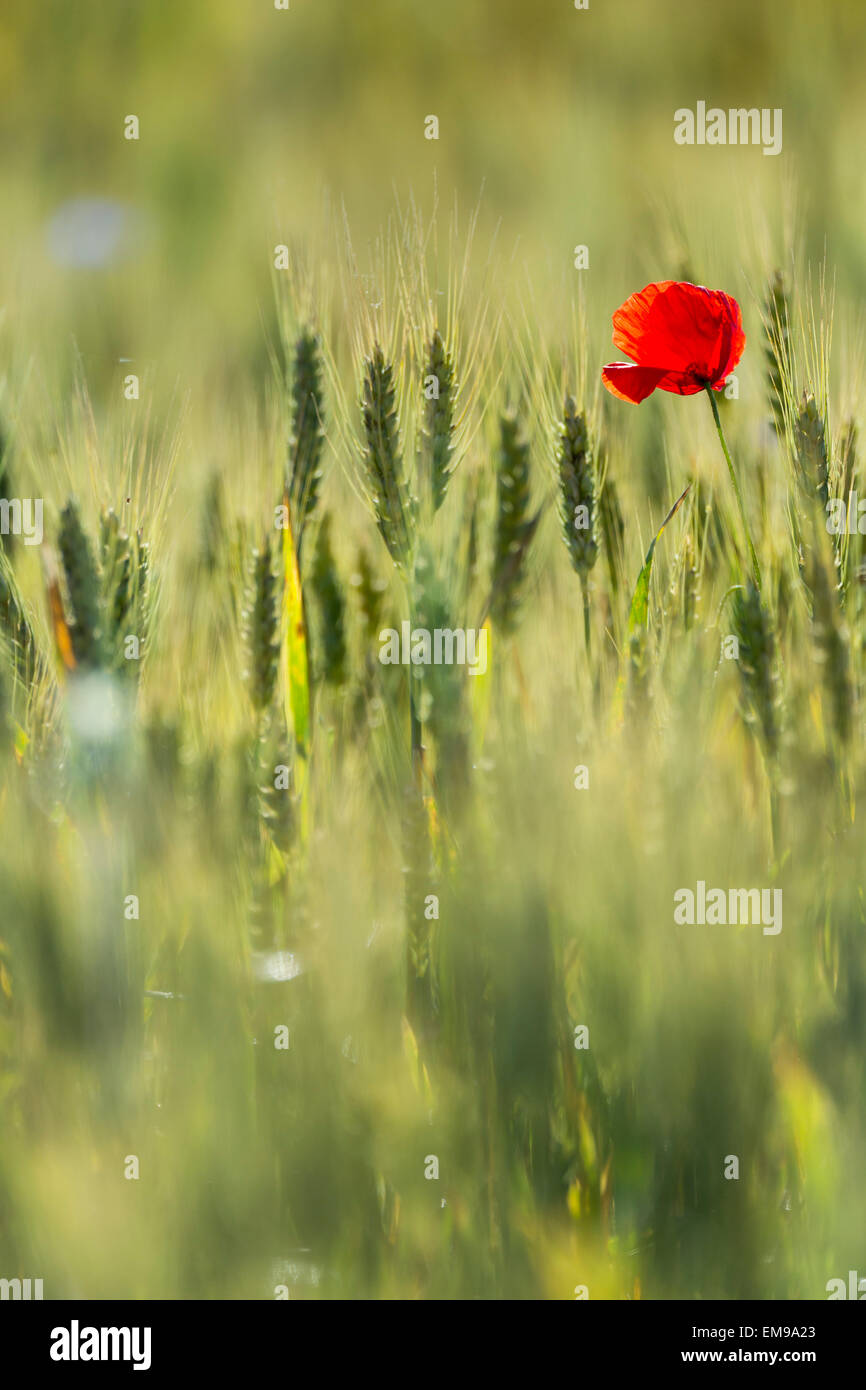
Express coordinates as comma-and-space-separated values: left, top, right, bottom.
0, 1298, 860, 1374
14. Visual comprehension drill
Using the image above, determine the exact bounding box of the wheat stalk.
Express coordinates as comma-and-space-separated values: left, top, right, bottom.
794, 390, 830, 510
418, 329, 456, 516
288, 328, 326, 558
557, 395, 598, 651
763, 270, 791, 436
361, 345, 415, 568
310, 511, 347, 687
58, 500, 103, 669
244, 534, 280, 713
732, 579, 780, 761
487, 408, 538, 633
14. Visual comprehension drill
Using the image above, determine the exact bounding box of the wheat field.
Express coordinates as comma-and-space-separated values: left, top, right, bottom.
1, 0, 865, 1303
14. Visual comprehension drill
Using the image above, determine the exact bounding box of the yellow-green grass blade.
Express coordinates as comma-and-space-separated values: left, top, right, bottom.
469, 616, 492, 759
279, 491, 311, 799
627, 483, 691, 636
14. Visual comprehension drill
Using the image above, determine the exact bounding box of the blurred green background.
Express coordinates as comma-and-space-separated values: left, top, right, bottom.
1, 0, 866, 1303
2, 0, 866, 401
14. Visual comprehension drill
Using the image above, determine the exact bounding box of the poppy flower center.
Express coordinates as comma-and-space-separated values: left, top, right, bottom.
685, 364, 711, 385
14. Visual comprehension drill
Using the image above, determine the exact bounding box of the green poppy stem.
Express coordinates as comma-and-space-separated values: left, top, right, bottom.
705, 385, 762, 591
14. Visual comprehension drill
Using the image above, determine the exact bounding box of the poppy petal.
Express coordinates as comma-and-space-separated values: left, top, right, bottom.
612, 281, 745, 386
710, 292, 746, 383
610, 281, 677, 364
601, 363, 669, 404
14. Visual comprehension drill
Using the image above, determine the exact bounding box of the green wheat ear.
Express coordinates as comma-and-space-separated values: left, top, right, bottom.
310, 511, 347, 688
0, 424, 16, 561
244, 534, 280, 714
794, 391, 830, 510
361, 345, 415, 568
671, 531, 699, 633
763, 270, 790, 436
100, 509, 134, 667
135, 535, 151, 646
597, 448, 625, 599
0, 554, 38, 688
200, 472, 228, 574
59, 500, 104, 669
419, 329, 456, 516
288, 328, 326, 557
353, 545, 388, 646
732, 579, 780, 760
808, 545, 853, 746
557, 396, 598, 578
257, 720, 296, 859
487, 408, 539, 634
839, 418, 857, 502
838, 419, 859, 599
411, 541, 471, 817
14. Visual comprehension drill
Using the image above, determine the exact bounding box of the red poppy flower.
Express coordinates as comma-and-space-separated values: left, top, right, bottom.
601, 280, 745, 404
